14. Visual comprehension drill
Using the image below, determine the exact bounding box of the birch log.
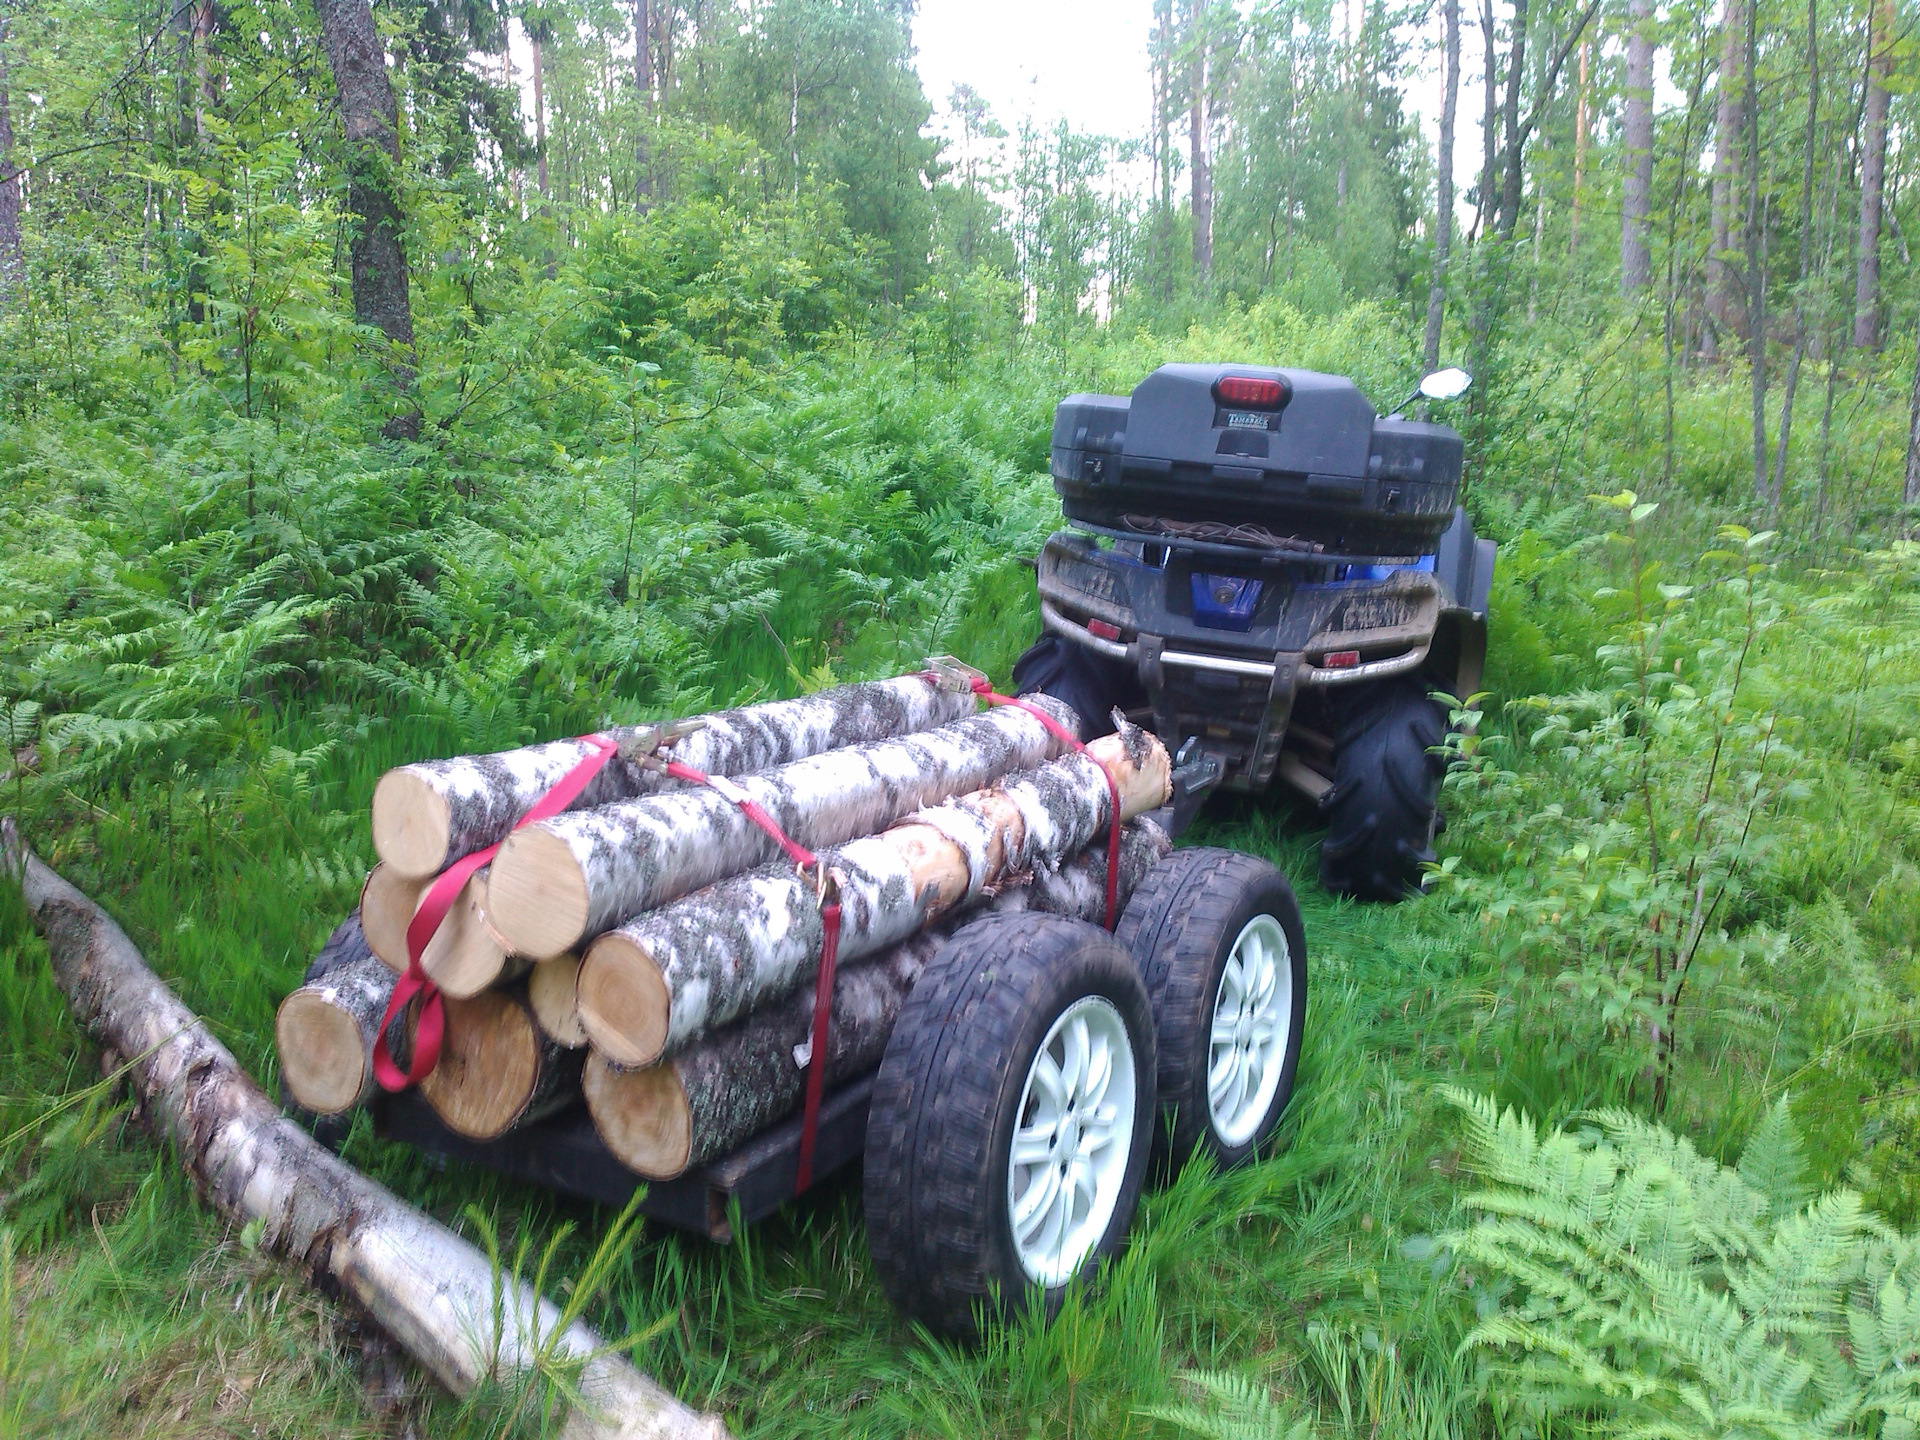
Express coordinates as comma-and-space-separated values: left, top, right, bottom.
415, 865, 528, 999
276, 947, 402, 1115
575, 723, 1169, 1067
360, 863, 427, 972
529, 953, 589, 1048
372, 675, 972, 878
418, 985, 584, 1141
487, 699, 1079, 960
0, 818, 727, 1440
582, 819, 1172, 1178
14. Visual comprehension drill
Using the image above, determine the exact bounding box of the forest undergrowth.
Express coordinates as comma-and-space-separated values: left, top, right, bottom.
1, 264, 1918, 1439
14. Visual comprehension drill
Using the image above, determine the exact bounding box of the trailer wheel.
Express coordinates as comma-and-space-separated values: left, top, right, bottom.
1116, 849, 1306, 1172
864, 912, 1155, 1341
1318, 681, 1449, 902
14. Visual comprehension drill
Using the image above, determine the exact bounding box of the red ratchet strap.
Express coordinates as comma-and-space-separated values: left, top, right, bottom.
658, 758, 842, 1195
372, 734, 622, 1091
955, 676, 1123, 931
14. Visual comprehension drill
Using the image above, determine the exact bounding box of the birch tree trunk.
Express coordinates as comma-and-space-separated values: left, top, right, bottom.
0, 18, 21, 306
277, 945, 402, 1116
0, 819, 726, 1440
1707, 0, 1745, 346
1744, 0, 1768, 500
531, 953, 590, 1048
1423, 0, 1460, 372
360, 864, 428, 972
373, 675, 971, 878
419, 986, 585, 1141
487, 698, 1079, 960
1189, 2, 1212, 290
312, 0, 416, 421
1620, 0, 1656, 293
1570, 37, 1590, 259
574, 726, 1169, 1067
584, 819, 1172, 1178
417, 865, 528, 999
1853, 0, 1892, 351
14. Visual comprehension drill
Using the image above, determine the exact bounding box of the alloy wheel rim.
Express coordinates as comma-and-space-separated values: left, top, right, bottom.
1207, 912, 1292, 1147
1006, 995, 1137, 1287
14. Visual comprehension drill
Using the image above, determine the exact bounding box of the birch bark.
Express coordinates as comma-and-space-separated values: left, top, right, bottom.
584, 818, 1172, 1177
575, 726, 1168, 1066
372, 674, 972, 878
487, 698, 1079, 959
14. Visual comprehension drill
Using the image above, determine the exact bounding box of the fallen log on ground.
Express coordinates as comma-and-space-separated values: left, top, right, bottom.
487, 699, 1080, 960
583, 818, 1171, 1178
418, 985, 584, 1141
575, 723, 1168, 1067
372, 675, 973, 879
1, 818, 729, 1440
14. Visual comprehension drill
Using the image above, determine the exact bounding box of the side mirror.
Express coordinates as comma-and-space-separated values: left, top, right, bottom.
1419, 367, 1472, 401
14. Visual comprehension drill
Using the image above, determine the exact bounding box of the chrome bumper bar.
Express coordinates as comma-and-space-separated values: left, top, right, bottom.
1039, 599, 1430, 688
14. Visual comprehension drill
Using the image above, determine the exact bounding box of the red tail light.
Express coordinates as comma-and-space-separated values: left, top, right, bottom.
1213, 375, 1290, 408
1322, 649, 1361, 669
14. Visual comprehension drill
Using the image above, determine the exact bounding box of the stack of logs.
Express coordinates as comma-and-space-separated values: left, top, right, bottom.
276, 671, 1172, 1181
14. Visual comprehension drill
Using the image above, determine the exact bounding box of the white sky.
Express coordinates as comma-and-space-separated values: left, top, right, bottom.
911, 0, 1496, 216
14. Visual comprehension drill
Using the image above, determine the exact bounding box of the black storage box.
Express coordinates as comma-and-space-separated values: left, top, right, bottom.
1050, 362, 1464, 556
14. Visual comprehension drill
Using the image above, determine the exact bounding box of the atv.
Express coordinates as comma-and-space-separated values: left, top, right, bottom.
1014, 361, 1495, 901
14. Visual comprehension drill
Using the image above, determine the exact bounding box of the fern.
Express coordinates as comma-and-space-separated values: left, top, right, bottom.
1442, 1088, 1920, 1440
1137, 1370, 1314, 1440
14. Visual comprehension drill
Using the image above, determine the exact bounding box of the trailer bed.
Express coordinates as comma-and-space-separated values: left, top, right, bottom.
373, 1076, 876, 1241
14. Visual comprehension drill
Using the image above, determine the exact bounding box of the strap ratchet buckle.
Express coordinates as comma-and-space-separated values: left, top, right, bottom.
924, 654, 989, 695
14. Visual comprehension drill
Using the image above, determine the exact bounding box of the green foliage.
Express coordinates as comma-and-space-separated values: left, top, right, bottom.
1441, 1088, 1920, 1440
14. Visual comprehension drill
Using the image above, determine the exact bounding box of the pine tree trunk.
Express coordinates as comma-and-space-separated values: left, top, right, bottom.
1496, 0, 1529, 240
487, 699, 1079, 960
372, 675, 972, 879
1424, 0, 1460, 371
633, 0, 653, 210
1620, 0, 1656, 293
419, 986, 584, 1141
276, 946, 403, 1116
0, 18, 21, 305
1769, 0, 1821, 509
574, 728, 1169, 1067
1, 821, 728, 1440
583, 820, 1172, 1178
1569, 37, 1589, 258
312, 0, 416, 408
1707, 0, 1745, 347
1189, 9, 1211, 290
1904, 308, 1920, 507
1745, 0, 1768, 500
534, 33, 551, 200
1853, 0, 1892, 351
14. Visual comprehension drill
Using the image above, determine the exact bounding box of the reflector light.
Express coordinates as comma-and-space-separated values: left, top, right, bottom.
1323, 649, 1361, 669
1213, 375, 1289, 408
1086, 617, 1122, 640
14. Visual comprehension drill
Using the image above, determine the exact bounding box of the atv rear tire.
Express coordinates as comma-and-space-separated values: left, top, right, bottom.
1318, 682, 1448, 902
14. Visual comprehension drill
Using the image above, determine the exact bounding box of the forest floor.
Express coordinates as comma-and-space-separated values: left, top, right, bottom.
3, 316, 1918, 1440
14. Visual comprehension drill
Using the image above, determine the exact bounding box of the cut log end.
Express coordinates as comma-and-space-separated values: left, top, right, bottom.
417, 867, 524, 1000
276, 991, 370, 1114
370, 769, 453, 880
576, 933, 670, 1068
487, 826, 591, 959
528, 954, 589, 1049
419, 991, 540, 1141
584, 1051, 692, 1180
360, 864, 428, 973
